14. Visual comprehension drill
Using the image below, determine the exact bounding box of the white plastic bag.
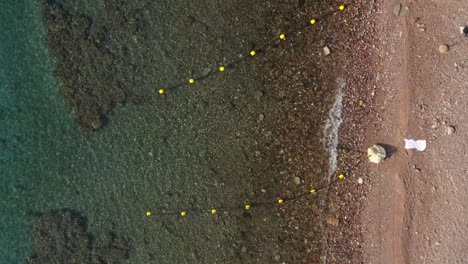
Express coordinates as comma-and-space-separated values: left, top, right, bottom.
404, 139, 426, 151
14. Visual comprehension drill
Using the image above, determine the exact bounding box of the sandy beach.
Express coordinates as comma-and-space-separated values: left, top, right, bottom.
301, 0, 468, 263
351, 0, 468, 263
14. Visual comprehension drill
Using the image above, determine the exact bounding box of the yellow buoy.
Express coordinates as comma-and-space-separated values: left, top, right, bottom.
339, 5, 345, 11
158, 89, 165, 94
245, 204, 251, 210
310, 189, 316, 194
279, 34, 286, 40
219, 66, 225, 72
338, 173, 345, 179
181, 211, 187, 217
278, 199, 284, 204
250, 50, 256, 56
146, 211, 152, 217
189, 78, 195, 84
310, 19, 316, 25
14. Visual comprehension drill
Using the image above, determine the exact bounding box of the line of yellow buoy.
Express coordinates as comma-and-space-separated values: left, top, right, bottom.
156, 4, 346, 95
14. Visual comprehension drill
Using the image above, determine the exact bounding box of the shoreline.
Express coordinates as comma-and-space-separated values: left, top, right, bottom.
11, 1, 377, 263
315, 1, 378, 263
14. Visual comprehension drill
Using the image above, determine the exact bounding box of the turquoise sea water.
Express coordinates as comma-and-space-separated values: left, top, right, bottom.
1, 1, 76, 261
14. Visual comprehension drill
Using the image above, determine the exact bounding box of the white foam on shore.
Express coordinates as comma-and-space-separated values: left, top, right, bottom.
322, 78, 345, 183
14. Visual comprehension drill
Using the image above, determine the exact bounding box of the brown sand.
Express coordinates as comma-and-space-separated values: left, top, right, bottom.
360, 0, 468, 263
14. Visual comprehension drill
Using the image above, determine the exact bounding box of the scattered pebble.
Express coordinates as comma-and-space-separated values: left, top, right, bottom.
439, 44, 449, 54
358, 177, 363, 184
293, 176, 301, 185
460, 26, 468, 36
412, 165, 422, 172
416, 23, 425, 32
201, 68, 211, 76
393, 4, 409, 17
258, 113, 265, 121
446, 125, 455, 135
274, 255, 281, 261
254, 90, 264, 99
327, 217, 339, 226
241, 246, 247, 253
323, 46, 331, 56
91, 119, 102, 130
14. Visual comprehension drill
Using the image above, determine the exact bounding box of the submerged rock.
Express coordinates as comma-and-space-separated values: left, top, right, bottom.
27, 209, 130, 264
292, 176, 301, 185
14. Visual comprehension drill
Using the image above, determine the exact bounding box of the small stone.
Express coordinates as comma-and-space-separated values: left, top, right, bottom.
274, 255, 281, 261
322, 46, 331, 56
293, 176, 301, 185
393, 4, 409, 17
254, 90, 264, 99
446, 125, 456, 135
91, 119, 102, 130
227, 101, 236, 110
327, 217, 339, 226
358, 177, 363, 184
439, 44, 449, 54
258, 114, 265, 121
241, 246, 247, 253
201, 68, 211, 76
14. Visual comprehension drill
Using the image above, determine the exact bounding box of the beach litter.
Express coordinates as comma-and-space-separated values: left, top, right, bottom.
460, 26, 468, 36
367, 144, 386, 164
404, 139, 426, 151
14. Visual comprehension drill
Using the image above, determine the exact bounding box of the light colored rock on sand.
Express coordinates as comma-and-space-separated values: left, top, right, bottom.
367, 144, 386, 163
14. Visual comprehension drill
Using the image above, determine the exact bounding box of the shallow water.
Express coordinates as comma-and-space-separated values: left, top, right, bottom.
0, 0, 339, 263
